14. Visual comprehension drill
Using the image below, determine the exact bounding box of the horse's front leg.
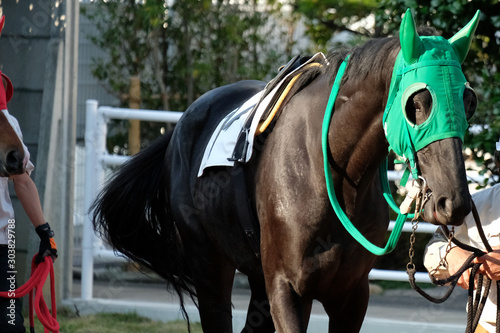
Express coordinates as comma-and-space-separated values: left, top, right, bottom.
322, 277, 370, 333
264, 273, 313, 333
260, 231, 314, 332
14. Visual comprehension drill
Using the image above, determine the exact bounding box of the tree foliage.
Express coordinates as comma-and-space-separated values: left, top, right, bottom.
291, 0, 379, 50
85, 0, 499, 181
82, 0, 287, 151
83, 0, 285, 110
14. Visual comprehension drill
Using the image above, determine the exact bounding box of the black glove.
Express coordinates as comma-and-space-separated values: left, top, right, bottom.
35, 222, 58, 264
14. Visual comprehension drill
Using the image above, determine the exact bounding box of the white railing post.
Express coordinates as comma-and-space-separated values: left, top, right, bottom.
82, 99, 106, 300
80, 102, 184, 299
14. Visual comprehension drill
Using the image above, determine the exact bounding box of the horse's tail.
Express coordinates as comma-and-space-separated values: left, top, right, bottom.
91, 131, 196, 313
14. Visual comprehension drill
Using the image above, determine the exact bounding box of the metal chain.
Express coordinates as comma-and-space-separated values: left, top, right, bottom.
428, 227, 455, 277
407, 212, 421, 271
407, 176, 432, 271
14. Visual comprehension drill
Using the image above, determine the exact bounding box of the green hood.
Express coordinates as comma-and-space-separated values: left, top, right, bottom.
383, 9, 480, 178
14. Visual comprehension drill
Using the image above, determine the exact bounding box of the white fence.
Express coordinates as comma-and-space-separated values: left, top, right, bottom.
82, 100, 183, 300
82, 100, 447, 301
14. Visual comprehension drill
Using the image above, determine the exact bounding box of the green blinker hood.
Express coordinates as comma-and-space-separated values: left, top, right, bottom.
383, 9, 480, 178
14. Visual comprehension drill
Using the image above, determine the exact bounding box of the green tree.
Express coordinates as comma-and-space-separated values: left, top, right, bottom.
82, 0, 286, 152
290, 0, 379, 51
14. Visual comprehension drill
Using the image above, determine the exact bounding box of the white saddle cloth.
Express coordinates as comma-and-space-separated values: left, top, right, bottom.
197, 53, 327, 177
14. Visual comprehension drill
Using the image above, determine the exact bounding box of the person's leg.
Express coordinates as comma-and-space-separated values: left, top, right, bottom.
0, 246, 25, 333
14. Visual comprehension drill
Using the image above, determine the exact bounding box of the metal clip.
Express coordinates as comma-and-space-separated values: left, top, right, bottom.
400, 181, 421, 214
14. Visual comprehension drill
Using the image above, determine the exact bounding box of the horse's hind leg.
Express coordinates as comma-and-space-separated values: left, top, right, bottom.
194, 253, 236, 333
241, 278, 275, 333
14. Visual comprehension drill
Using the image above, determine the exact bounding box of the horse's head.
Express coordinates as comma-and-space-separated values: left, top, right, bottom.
0, 15, 25, 177
383, 10, 480, 226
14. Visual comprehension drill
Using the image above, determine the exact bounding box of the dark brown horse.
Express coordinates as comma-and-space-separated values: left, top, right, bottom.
93, 11, 478, 333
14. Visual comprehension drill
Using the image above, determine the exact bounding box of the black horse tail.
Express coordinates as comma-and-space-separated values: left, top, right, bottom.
91, 130, 196, 320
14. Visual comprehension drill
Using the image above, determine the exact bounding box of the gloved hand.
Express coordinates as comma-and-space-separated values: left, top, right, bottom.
35, 222, 58, 263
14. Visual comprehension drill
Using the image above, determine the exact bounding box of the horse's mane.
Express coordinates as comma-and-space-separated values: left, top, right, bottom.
282, 37, 400, 102
289, 27, 440, 96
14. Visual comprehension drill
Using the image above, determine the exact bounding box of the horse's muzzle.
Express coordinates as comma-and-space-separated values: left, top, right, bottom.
422, 190, 471, 226
0, 149, 25, 177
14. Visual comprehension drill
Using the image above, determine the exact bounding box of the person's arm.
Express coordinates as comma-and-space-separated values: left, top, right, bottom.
424, 227, 474, 289
11, 172, 57, 262
11, 172, 45, 228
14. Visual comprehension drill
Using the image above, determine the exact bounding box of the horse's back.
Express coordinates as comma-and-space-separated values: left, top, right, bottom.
168, 80, 264, 166
177, 80, 265, 141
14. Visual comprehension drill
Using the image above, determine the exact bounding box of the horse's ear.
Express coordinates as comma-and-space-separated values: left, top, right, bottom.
448, 10, 481, 64
0, 16, 4, 36
400, 9, 424, 64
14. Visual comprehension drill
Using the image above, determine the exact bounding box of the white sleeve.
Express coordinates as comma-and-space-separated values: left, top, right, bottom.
2, 109, 35, 175
424, 228, 452, 280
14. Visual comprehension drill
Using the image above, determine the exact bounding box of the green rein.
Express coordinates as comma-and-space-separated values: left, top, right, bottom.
322, 55, 411, 256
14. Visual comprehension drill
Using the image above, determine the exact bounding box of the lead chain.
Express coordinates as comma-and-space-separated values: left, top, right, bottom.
427, 227, 455, 277
441, 227, 455, 269
407, 177, 431, 271
407, 193, 423, 271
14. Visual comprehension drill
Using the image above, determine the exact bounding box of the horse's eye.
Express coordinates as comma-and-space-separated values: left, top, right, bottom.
413, 101, 422, 112
463, 87, 477, 121
405, 89, 432, 126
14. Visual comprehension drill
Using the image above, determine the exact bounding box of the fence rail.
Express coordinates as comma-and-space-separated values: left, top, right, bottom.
82, 100, 445, 300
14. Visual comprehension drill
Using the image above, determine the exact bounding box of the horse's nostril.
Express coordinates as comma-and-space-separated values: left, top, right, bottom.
6, 150, 23, 171
436, 196, 453, 218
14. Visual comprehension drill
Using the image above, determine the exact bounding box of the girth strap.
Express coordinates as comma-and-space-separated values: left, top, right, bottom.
232, 162, 261, 258
230, 55, 321, 257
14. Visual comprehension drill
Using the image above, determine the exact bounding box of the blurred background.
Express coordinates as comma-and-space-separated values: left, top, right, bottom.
0, 0, 498, 319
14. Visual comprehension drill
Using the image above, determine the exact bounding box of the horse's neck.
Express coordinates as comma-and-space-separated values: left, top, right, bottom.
328, 81, 390, 188
333, 45, 399, 180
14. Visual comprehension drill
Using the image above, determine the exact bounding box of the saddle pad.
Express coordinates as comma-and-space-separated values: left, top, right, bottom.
198, 53, 327, 177
197, 89, 266, 177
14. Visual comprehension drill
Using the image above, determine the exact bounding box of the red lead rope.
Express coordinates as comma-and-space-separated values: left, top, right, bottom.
0, 255, 59, 333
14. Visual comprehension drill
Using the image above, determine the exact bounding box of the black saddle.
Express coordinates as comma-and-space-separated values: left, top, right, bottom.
229, 55, 311, 163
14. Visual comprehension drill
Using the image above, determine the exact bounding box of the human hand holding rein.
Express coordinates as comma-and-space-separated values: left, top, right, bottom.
474, 248, 500, 281
446, 246, 475, 289
35, 222, 58, 263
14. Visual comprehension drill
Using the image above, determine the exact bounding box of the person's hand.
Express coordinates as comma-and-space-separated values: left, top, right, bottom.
445, 246, 474, 289
35, 222, 58, 263
474, 248, 500, 281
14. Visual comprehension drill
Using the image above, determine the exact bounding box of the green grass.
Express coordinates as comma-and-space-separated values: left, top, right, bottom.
25, 308, 203, 333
